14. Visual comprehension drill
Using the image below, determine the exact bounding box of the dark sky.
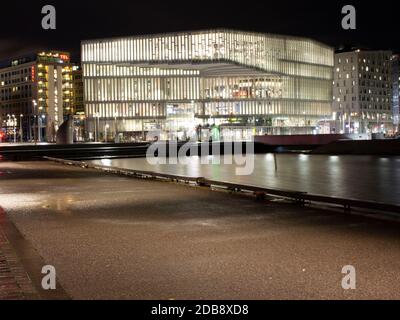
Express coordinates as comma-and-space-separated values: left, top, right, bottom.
0, 0, 398, 62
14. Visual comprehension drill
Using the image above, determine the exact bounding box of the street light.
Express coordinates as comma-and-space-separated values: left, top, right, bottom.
32, 100, 38, 145
38, 115, 41, 143
12, 115, 16, 143
6, 114, 11, 142
40, 115, 46, 142
20, 114, 24, 143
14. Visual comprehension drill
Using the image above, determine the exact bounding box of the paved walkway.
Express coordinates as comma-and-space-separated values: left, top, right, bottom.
1, 161, 400, 300
0, 208, 38, 300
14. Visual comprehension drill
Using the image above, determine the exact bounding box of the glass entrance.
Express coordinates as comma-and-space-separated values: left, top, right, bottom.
165, 103, 197, 141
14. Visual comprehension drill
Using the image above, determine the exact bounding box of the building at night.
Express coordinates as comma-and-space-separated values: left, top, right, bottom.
0, 51, 74, 142
82, 30, 334, 142
72, 65, 84, 115
72, 65, 86, 141
392, 54, 399, 132
332, 50, 393, 135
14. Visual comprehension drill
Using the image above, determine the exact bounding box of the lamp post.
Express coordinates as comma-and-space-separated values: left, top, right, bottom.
40, 115, 46, 142
6, 114, 11, 142
32, 100, 38, 145
12, 115, 16, 143
38, 115, 42, 143
20, 114, 24, 143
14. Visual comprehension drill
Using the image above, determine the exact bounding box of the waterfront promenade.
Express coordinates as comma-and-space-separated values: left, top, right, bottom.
1, 161, 400, 300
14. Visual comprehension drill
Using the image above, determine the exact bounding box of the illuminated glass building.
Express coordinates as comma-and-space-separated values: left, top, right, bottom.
0, 51, 74, 142
82, 30, 334, 141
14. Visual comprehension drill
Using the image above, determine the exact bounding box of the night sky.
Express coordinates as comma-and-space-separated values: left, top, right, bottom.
0, 0, 398, 62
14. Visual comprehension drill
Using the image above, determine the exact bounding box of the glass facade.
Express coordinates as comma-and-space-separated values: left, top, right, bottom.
82, 30, 334, 141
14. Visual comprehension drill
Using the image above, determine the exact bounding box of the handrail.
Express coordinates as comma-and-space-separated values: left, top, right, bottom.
198, 178, 307, 197
43, 157, 400, 216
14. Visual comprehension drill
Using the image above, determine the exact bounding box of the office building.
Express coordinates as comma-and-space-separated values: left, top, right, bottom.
0, 51, 73, 142
332, 50, 393, 134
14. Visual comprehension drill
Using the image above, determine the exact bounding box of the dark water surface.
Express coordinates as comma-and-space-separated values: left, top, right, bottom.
89, 154, 400, 205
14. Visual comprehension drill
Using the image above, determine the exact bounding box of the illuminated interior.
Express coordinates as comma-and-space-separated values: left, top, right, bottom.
0, 51, 74, 142
82, 30, 334, 141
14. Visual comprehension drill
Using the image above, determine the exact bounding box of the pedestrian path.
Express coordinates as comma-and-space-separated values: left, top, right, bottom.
0, 209, 39, 300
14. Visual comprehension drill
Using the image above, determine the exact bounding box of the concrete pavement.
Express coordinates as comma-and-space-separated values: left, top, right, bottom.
0, 208, 39, 300
1, 161, 400, 300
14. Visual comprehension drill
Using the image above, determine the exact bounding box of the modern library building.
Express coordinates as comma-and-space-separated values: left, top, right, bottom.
81, 30, 334, 141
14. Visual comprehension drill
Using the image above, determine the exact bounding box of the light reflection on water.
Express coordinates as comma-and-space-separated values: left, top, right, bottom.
90, 154, 400, 205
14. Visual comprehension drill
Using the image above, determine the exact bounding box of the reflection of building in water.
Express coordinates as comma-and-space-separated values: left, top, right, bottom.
82, 30, 334, 141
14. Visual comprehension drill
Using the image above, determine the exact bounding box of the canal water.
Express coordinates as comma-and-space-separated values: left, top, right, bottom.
89, 154, 400, 205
